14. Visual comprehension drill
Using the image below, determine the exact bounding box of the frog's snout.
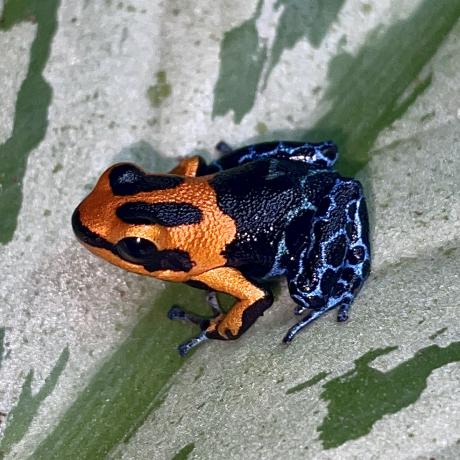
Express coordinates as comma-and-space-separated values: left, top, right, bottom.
71, 208, 89, 244
71, 207, 107, 249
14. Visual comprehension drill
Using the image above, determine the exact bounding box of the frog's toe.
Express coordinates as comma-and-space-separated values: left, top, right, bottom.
283, 310, 322, 343
167, 305, 210, 329
337, 302, 351, 322
206, 291, 223, 316
168, 292, 224, 327
177, 332, 209, 356
283, 300, 340, 343
293, 304, 307, 315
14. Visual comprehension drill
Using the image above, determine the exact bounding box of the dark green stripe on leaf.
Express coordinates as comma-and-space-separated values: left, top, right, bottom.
172, 442, 195, 460
318, 342, 460, 449
0, 0, 60, 244
0, 347, 69, 458
304, 0, 460, 175
32, 285, 209, 460
212, 0, 266, 123
264, 0, 346, 85
286, 371, 329, 395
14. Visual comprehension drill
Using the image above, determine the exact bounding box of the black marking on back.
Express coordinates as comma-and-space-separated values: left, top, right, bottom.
321, 144, 338, 161
320, 268, 338, 294
325, 234, 347, 267
347, 245, 365, 265
210, 159, 337, 277
109, 164, 183, 196
116, 202, 202, 226
284, 209, 315, 254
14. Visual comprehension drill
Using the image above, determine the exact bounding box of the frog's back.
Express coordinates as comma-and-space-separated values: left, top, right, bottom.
209, 158, 337, 277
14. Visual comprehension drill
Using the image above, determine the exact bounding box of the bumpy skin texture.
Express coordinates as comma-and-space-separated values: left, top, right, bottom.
72, 141, 371, 355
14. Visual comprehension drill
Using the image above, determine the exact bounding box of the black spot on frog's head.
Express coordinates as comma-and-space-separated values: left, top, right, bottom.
109, 163, 183, 196
116, 202, 202, 226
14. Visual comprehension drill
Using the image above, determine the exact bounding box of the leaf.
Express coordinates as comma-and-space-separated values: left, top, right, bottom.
0, 1, 459, 459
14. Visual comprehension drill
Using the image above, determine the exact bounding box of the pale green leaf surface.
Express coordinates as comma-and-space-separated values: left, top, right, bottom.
0, 1, 459, 459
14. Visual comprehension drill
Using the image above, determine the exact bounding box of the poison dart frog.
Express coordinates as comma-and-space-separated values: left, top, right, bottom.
72, 141, 371, 355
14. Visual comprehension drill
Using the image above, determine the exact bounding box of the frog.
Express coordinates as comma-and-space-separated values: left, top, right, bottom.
72, 140, 371, 356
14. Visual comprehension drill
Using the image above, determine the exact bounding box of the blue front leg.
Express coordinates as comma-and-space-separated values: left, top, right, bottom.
284, 178, 371, 343
208, 140, 339, 173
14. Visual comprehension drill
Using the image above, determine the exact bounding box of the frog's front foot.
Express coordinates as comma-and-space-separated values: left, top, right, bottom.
215, 140, 233, 155
167, 292, 224, 356
176, 331, 209, 356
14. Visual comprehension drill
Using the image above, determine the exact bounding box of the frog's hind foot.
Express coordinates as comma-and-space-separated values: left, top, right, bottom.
283, 303, 337, 344
283, 294, 353, 343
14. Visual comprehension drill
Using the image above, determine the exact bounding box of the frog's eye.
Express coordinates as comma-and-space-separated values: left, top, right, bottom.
115, 236, 194, 273
116, 237, 157, 264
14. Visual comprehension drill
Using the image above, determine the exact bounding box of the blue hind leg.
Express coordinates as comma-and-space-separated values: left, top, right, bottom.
208, 140, 339, 172
284, 178, 371, 343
